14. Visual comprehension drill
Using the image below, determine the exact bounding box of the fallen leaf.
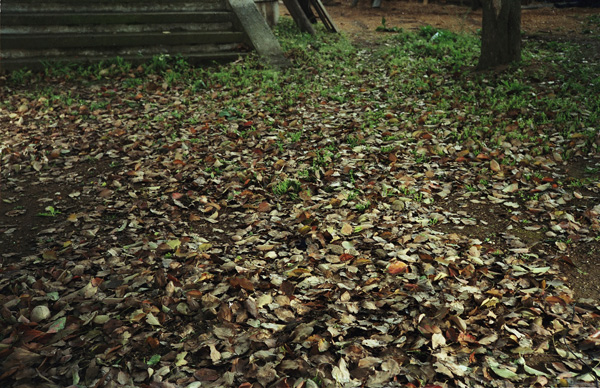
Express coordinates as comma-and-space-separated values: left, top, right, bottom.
146, 313, 161, 326
258, 201, 271, 212
331, 358, 351, 384
340, 223, 353, 236
229, 277, 255, 291
490, 160, 501, 172
388, 261, 409, 274
47, 317, 66, 334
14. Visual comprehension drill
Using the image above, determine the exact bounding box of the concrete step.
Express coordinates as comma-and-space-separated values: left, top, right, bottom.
0, 51, 250, 72
2, 12, 236, 28
0, 0, 254, 72
3, 32, 247, 50
1, 0, 230, 13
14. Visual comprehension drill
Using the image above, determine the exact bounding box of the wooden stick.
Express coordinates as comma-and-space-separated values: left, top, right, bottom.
282, 0, 316, 34
309, 0, 339, 32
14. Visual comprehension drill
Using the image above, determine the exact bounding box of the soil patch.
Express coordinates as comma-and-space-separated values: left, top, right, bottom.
0, 160, 113, 261
311, 1, 600, 38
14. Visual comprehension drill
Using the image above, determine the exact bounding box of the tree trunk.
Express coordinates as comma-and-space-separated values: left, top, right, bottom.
477, 0, 521, 70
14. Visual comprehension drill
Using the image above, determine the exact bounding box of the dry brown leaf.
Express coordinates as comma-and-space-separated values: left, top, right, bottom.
388, 261, 409, 274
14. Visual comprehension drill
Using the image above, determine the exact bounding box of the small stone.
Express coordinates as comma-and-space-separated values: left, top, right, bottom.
391, 200, 405, 211
31, 305, 51, 322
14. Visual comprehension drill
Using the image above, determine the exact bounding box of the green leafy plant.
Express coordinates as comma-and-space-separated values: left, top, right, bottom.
376, 17, 403, 33
273, 179, 301, 197
38, 206, 61, 217
568, 177, 594, 188
355, 200, 371, 212
289, 130, 303, 143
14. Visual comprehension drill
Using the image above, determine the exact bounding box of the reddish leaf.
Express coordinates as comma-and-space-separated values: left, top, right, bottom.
22, 329, 50, 343
194, 368, 219, 381
167, 274, 181, 286
339, 253, 354, 262
189, 213, 202, 221
47, 317, 66, 334
545, 296, 566, 306
187, 290, 203, 299
388, 261, 408, 274
418, 253, 433, 262
258, 201, 271, 212
229, 277, 255, 291
146, 337, 159, 349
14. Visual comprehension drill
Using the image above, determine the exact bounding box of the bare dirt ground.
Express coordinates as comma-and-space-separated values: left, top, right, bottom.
308, 0, 600, 38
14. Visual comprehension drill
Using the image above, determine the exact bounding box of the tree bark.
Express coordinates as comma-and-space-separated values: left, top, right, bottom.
477, 0, 521, 70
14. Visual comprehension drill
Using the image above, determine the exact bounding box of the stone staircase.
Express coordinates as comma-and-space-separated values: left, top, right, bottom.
0, 0, 253, 72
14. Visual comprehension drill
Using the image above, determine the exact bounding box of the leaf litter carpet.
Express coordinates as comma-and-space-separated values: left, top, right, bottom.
1, 21, 600, 388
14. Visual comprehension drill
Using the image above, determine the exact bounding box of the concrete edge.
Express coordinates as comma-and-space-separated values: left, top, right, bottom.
228, 0, 291, 69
